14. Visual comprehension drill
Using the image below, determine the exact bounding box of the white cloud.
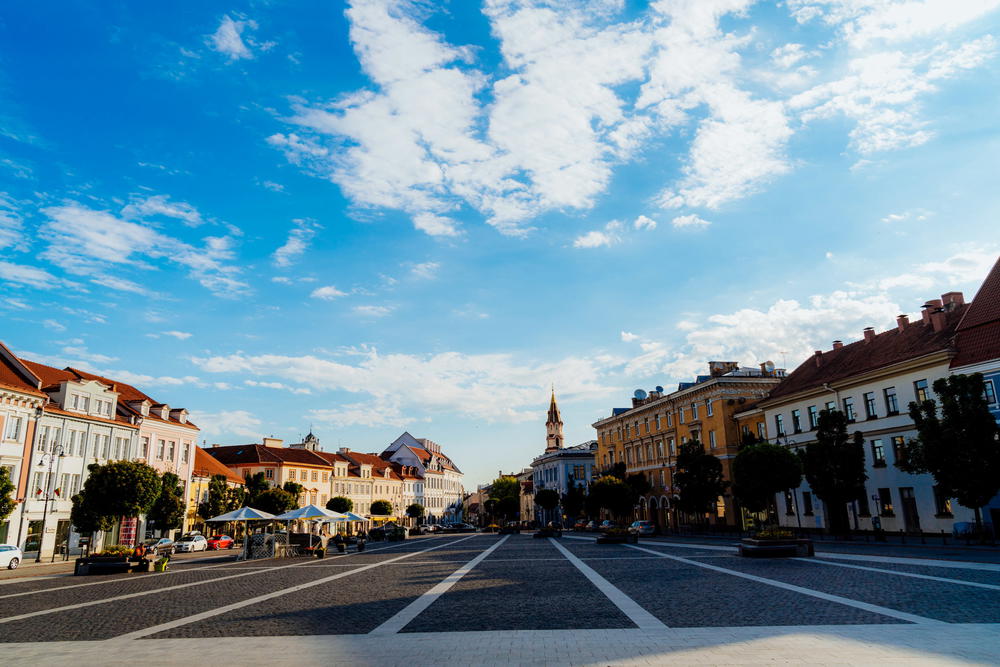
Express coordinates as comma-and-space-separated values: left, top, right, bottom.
412, 213, 461, 237
633, 215, 656, 231
39, 203, 248, 297
353, 304, 393, 317
208, 15, 257, 61
188, 409, 262, 440
192, 344, 619, 426
91, 275, 156, 296
0, 260, 61, 289
881, 209, 933, 224
771, 43, 813, 69
671, 214, 711, 229
43, 319, 66, 332
61, 346, 118, 364
573, 219, 623, 248
311, 285, 347, 300
244, 379, 312, 395
0, 193, 26, 251
620, 331, 639, 342
273, 218, 321, 267
410, 261, 440, 280
272, 276, 293, 284
260, 180, 285, 192
122, 194, 204, 227
163, 330, 193, 340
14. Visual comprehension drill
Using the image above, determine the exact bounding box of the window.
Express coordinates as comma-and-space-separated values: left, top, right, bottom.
843, 397, 856, 422
624, 423, 630, 437
707, 399, 715, 417
825, 401, 836, 412
914, 379, 930, 403
708, 430, 717, 449
322, 472, 329, 483
4, 415, 23, 441
100, 435, 110, 459
756, 422, 765, 439
659, 470, 665, 487
312, 470, 318, 482
667, 412, 673, 427
857, 491, 870, 516
932, 485, 953, 516
871, 439, 886, 467
156, 439, 165, 460
668, 438, 676, 455
678, 407, 685, 424
265, 469, 274, 479
877, 488, 894, 516
863, 392, 877, 419
884, 386, 899, 414
784, 491, 795, 515
807, 405, 819, 429
140, 436, 149, 459
182, 443, 190, 464
643, 417, 648, 433
691, 403, 699, 420
774, 414, 785, 436
116, 437, 128, 459
802, 491, 814, 516
984, 380, 997, 405
573, 464, 586, 480
654, 414, 661, 430
288, 469, 296, 480
656, 441, 664, 457
891, 436, 906, 465
791, 409, 802, 433
167, 441, 176, 461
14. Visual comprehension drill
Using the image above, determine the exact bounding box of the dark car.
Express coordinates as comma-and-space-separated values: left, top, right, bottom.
598, 520, 617, 532
144, 537, 174, 555
573, 520, 588, 531
450, 522, 477, 533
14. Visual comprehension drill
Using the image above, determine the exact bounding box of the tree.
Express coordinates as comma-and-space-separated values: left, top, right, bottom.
370, 499, 393, 516
799, 409, 867, 535
674, 441, 728, 520
588, 476, 633, 522
148, 472, 185, 534
561, 483, 586, 521
534, 488, 560, 512
327, 496, 353, 513
733, 443, 802, 517
625, 473, 651, 499
198, 474, 231, 522
488, 476, 519, 502
282, 481, 305, 503
244, 472, 269, 506
71, 462, 161, 534
225, 485, 246, 512
0, 466, 16, 524
898, 373, 1000, 532
253, 488, 297, 515
405, 503, 425, 520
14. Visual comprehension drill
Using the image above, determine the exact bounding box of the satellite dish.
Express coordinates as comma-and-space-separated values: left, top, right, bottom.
655, 386, 664, 393
634, 389, 648, 400
764, 360, 775, 373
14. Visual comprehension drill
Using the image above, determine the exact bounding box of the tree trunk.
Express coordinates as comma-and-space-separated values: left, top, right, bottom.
827, 501, 851, 537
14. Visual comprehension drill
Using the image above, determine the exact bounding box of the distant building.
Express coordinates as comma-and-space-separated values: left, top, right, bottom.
383, 432, 464, 522
188, 446, 245, 530
530, 390, 596, 525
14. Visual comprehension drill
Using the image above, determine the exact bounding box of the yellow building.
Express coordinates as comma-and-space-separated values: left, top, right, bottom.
592, 362, 783, 529
187, 446, 245, 531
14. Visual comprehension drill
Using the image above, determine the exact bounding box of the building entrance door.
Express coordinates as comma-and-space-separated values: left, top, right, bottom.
900, 487, 921, 533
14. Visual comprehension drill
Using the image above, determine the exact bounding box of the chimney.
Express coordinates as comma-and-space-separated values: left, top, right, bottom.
863, 327, 875, 343
941, 291, 964, 311
921, 299, 943, 324
262, 437, 283, 448
339, 447, 351, 454
832, 340, 843, 350
814, 350, 823, 367
896, 315, 909, 332
931, 308, 947, 333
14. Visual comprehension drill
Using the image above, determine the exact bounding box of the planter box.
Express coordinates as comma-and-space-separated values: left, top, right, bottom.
596, 534, 638, 544
74, 556, 140, 576
739, 538, 814, 558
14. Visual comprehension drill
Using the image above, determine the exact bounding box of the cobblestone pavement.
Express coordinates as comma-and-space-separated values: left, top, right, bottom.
1, 533, 998, 665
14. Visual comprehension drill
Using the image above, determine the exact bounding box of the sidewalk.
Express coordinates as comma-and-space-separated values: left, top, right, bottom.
0, 550, 237, 582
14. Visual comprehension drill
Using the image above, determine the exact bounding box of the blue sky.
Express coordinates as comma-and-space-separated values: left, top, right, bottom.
2, 0, 999, 487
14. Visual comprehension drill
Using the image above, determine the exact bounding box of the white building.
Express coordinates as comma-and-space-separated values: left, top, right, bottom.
759, 291, 975, 534
383, 432, 464, 523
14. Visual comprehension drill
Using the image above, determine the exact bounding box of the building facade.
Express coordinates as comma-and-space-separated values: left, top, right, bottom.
759, 292, 975, 534
187, 446, 246, 531
382, 432, 463, 522
593, 362, 784, 529
207, 438, 334, 508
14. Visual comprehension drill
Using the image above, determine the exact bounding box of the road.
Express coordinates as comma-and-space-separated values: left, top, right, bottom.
1, 533, 998, 665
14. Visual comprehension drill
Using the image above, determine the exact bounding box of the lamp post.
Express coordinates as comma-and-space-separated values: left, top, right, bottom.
35, 443, 65, 562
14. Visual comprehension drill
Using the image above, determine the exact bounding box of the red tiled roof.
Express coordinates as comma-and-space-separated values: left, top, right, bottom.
314, 451, 350, 465
192, 446, 244, 484
339, 451, 403, 481
66, 367, 199, 431
952, 256, 1000, 368
0, 343, 45, 397
20, 359, 77, 390
766, 306, 967, 401
207, 444, 333, 467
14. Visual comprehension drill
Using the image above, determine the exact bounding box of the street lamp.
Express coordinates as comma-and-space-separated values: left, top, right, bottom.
35, 443, 65, 562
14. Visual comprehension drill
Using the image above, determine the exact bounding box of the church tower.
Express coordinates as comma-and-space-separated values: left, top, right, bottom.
545, 388, 564, 452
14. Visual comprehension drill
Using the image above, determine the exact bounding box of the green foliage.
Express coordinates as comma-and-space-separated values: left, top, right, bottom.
755, 528, 794, 540
148, 472, 184, 532
799, 409, 867, 534
733, 443, 802, 514
94, 544, 134, 557
253, 487, 298, 515
0, 466, 16, 524
496, 495, 519, 519
225, 485, 246, 511
405, 502, 425, 518
899, 373, 1000, 529
561, 483, 586, 520
534, 488, 560, 511
587, 476, 633, 521
244, 472, 270, 505
600, 462, 627, 479
370, 499, 393, 516
327, 496, 353, 513
625, 473, 651, 499
73, 461, 162, 530
282, 481, 305, 500
198, 475, 231, 521
488, 475, 519, 501
674, 441, 728, 516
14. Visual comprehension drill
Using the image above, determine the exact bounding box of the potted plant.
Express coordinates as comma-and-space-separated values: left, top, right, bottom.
739, 528, 814, 557
596, 528, 638, 544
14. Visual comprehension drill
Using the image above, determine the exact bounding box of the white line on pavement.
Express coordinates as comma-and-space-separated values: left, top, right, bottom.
794, 557, 1000, 590
549, 538, 668, 630
369, 535, 510, 635
624, 543, 946, 625
0, 540, 415, 620
109, 533, 486, 642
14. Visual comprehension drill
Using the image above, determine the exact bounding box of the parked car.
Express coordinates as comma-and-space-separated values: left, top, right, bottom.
450, 522, 477, 533
573, 520, 588, 531
173, 534, 208, 553
144, 537, 175, 555
0, 544, 22, 569
629, 520, 656, 536
598, 520, 617, 532
419, 524, 439, 533
585, 520, 598, 532
206, 534, 235, 550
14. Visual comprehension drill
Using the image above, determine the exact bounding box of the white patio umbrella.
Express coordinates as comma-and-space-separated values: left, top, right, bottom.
274, 504, 346, 550
204, 507, 277, 561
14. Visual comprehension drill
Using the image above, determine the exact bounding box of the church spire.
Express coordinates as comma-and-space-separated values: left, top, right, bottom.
546, 387, 563, 452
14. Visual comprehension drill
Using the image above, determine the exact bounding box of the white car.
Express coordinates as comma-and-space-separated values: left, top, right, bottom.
0, 543, 22, 569
172, 534, 208, 553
